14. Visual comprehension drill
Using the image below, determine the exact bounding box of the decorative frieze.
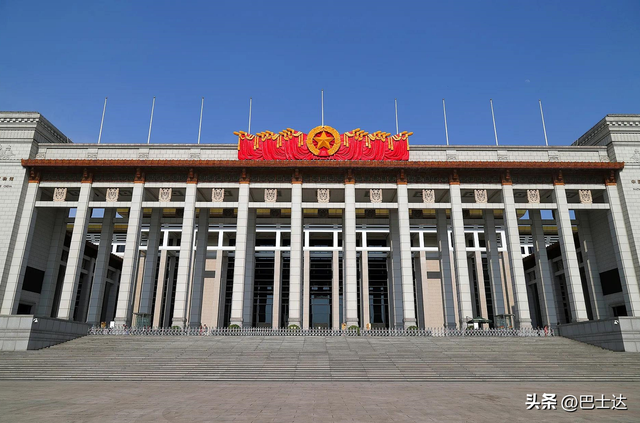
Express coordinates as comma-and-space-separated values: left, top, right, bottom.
527, 189, 540, 204
212, 188, 225, 202
370, 189, 383, 203
159, 188, 172, 202
474, 189, 488, 204
579, 189, 593, 204
265, 189, 277, 203
53, 187, 67, 202
317, 188, 330, 203
422, 189, 435, 203
106, 188, 119, 202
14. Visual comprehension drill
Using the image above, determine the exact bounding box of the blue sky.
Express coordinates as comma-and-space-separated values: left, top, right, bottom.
0, 1, 638, 146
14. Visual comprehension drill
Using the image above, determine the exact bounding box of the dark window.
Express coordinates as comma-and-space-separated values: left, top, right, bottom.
17, 303, 32, 314
22, 267, 45, 293
116, 245, 125, 253
600, 269, 623, 296
612, 305, 627, 317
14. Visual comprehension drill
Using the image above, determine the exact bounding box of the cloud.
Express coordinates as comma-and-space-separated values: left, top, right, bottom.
525, 79, 531, 83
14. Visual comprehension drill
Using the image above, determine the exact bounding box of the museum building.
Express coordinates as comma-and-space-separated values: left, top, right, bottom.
0, 111, 639, 332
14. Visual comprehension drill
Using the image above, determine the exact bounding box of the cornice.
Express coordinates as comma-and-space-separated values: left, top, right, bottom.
21, 158, 625, 171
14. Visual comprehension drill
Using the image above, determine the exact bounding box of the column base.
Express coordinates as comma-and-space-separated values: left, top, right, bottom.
287, 318, 300, 328
229, 318, 243, 328
346, 320, 359, 328
171, 318, 187, 329
113, 317, 129, 328
516, 318, 532, 329
403, 318, 417, 329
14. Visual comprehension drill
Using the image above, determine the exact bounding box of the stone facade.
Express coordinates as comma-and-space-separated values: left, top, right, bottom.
1, 112, 639, 350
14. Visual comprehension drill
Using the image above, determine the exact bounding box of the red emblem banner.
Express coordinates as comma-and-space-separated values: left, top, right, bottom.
235, 126, 411, 161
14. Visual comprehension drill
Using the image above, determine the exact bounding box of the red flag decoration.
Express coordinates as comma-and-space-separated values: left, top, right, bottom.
235, 125, 411, 161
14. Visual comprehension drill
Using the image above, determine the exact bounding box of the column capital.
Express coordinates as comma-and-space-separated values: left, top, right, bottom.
553, 170, 565, 185
449, 169, 460, 185
501, 170, 512, 185
187, 167, 198, 184
239, 168, 250, 184
28, 167, 41, 183
605, 170, 617, 186
292, 168, 302, 184
134, 167, 145, 183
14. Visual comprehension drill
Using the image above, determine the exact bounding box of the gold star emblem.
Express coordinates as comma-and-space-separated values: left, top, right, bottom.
313, 131, 334, 150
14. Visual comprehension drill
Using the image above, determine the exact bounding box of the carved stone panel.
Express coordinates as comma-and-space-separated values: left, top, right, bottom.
106, 188, 119, 202
370, 189, 383, 203
527, 189, 540, 204
159, 188, 172, 202
212, 188, 225, 202
474, 189, 488, 204
579, 189, 593, 204
317, 188, 330, 203
265, 189, 277, 203
53, 187, 67, 202
422, 189, 435, 203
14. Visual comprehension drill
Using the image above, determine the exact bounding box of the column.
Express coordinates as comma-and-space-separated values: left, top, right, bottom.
502, 184, 532, 328
163, 255, 176, 327
1, 182, 39, 314
389, 211, 405, 328
606, 184, 640, 316
530, 209, 558, 327
230, 183, 250, 327
343, 183, 359, 327
114, 183, 144, 326
413, 251, 426, 328
575, 211, 607, 320
76, 257, 96, 321
57, 183, 92, 320
288, 182, 303, 327
152, 249, 169, 327
241, 210, 256, 326
35, 208, 67, 317
474, 250, 488, 318
483, 210, 505, 316
189, 209, 209, 327
437, 210, 456, 328
214, 252, 228, 328
272, 250, 282, 329
396, 184, 417, 329
86, 208, 116, 325
553, 184, 588, 322
331, 249, 340, 330
302, 249, 310, 329
360, 250, 370, 328
171, 183, 197, 328
449, 184, 474, 328
468, 257, 478, 317
138, 208, 162, 316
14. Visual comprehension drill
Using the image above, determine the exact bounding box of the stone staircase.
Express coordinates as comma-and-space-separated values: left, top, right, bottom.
0, 335, 639, 382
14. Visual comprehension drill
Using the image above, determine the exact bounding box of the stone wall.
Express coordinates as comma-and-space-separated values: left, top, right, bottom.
0, 315, 90, 351
557, 317, 640, 352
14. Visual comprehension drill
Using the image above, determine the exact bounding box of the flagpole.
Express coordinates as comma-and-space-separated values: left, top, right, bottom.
321, 90, 324, 127
442, 98, 450, 146
97, 97, 107, 144
394, 98, 399, 135
248, 97, 252, 134
539, 99, 549, 146
197, 97, 204, 144
147, 96, 156, 145
490, 98, 499, 146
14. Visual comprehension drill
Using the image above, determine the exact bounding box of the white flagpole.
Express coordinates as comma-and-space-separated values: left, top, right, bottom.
321, 90, 324, 127
490, 98, 499, 146
394, 98, 399, 135
248, 97, 252, 134
97, 97, 107, 144
442, 98, 450, 146
147, 96, 156, 145
197, 97, 204, 144
539, 99, 549, 146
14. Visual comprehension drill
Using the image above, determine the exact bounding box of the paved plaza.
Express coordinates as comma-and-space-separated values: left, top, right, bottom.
0, 381, 639, 422
1, 336, 640, 421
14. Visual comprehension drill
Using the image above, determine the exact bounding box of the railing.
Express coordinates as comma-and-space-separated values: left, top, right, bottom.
88, 326, 554, 337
